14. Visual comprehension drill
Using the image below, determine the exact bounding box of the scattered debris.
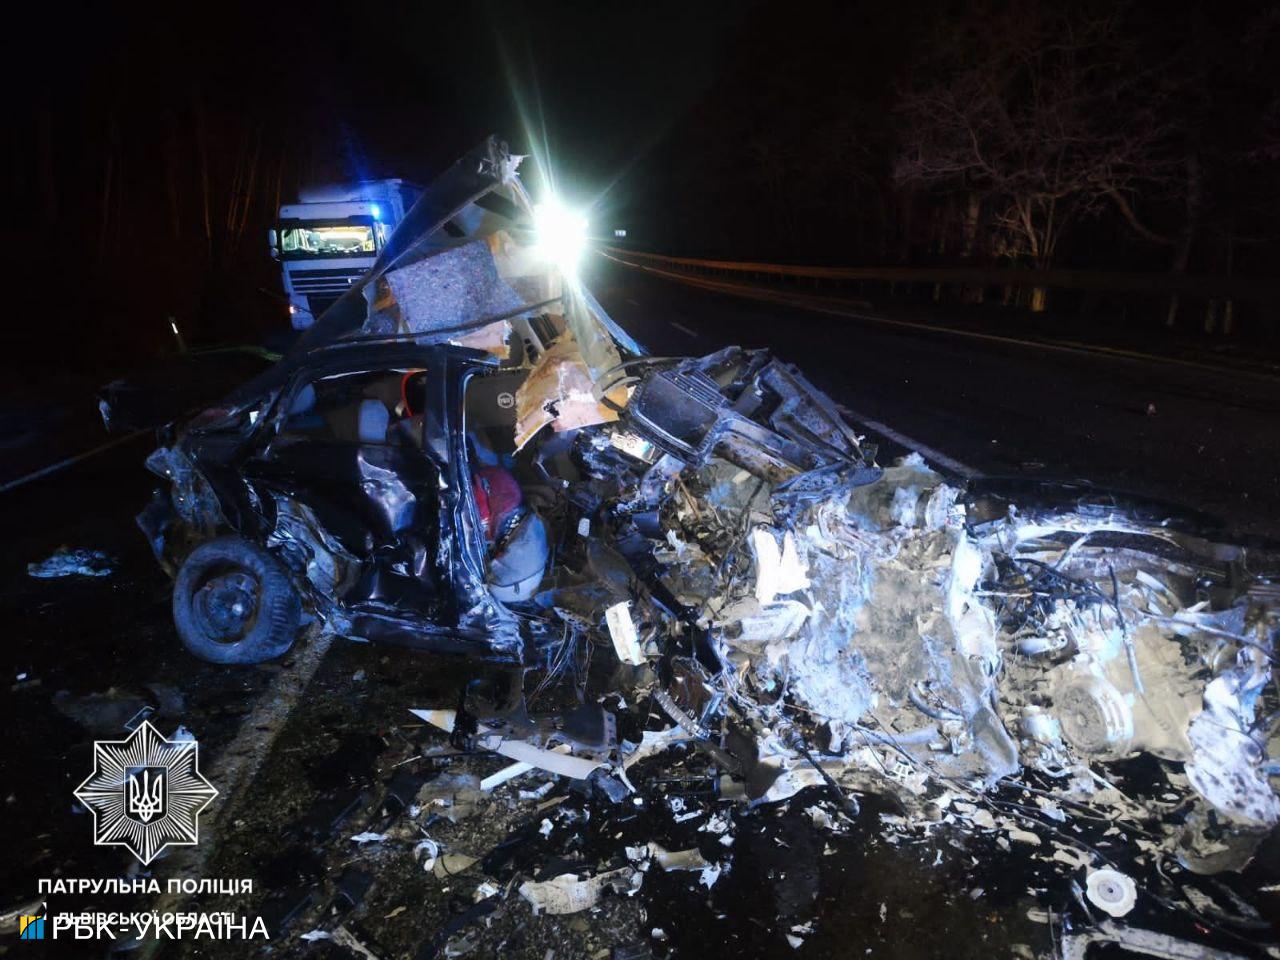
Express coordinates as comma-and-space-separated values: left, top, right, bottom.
519, 868, 641, 915
1062, 920, 1248, 960
1085, 868, 1138, 917
28, 547, 114, 578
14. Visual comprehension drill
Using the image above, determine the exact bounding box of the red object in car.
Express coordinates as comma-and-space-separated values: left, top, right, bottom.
471, 467, 522, 541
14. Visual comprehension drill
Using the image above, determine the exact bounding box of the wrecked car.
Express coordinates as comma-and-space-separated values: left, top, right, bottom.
141, 137, 1280, 894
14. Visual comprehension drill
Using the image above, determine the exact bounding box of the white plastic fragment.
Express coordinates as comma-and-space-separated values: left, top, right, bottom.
519, 868, 639, 915
415, 838, 440, 871
349, 832, 389, 844
751, 529, 810, 604
605, 601, 646, 665
481, 760, 535, 791
1085, 869, 1138, 918
699, 862, 722, 888
1006, 827, 1042, 846
805, 806, 837, 830
733, 599, 811, 642
410, 709, 604, 780
621, 727, 688, 770
519, 781, 556, 801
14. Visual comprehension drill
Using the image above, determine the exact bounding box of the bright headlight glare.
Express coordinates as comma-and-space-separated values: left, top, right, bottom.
533, 198, 588, 277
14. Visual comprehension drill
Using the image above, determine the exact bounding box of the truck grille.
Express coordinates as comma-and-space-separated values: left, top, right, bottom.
289, 267, 365, 295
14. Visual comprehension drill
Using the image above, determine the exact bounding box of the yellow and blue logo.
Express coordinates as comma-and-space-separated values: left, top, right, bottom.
19, 914, 45, 939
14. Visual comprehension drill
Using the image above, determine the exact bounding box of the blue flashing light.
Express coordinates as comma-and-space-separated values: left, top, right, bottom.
370, 203, 381, 221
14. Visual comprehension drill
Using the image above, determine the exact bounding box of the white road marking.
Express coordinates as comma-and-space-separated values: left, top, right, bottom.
0, 427, 153, 495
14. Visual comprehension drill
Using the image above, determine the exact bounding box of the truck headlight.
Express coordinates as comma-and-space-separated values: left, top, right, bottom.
533, 198, 588, 279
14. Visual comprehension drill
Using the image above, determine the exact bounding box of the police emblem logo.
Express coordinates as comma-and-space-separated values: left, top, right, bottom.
74, 721, 217, 864
125, 766, 167, 823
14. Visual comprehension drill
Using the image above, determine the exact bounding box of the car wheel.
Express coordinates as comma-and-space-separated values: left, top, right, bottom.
172, 536, 301, 664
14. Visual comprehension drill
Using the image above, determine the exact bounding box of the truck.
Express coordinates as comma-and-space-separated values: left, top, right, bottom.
269, 179, 420, 330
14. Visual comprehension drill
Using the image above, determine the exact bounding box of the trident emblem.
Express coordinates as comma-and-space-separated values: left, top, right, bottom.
126, 768, 166, 823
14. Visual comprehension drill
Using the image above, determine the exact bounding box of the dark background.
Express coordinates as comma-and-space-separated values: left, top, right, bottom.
3, 0, 1278, 382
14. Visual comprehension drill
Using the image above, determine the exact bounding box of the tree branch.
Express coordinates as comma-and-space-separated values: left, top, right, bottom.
1102, 186, 1175, 246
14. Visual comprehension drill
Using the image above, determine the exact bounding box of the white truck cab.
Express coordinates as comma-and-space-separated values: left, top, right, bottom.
269, 179, 420, 330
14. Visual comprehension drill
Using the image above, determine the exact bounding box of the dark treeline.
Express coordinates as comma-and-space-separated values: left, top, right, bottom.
613, 0, 1280, 327
3, 5, 506, 377
4, 1, 1278, 381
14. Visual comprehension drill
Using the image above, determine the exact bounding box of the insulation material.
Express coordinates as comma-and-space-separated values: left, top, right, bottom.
513, 336, 622, 450
487, 228, 560, 312
381, 239, 527, 355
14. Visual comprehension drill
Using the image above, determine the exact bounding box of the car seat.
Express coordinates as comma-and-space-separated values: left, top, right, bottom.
357, 399, 390, 444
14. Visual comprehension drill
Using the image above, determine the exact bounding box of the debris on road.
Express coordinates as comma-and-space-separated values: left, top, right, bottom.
1085, 868, 1138, 917
28, 546, 114, 578
519, 868, 642, 916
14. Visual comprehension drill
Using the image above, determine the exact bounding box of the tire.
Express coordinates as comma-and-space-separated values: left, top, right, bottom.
172, 536, 301, 664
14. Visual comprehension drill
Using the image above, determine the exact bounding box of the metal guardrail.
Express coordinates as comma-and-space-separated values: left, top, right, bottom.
602, 247, 1280, 305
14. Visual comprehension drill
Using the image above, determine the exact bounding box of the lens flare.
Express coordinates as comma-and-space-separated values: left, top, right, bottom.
533, 197, 588, 279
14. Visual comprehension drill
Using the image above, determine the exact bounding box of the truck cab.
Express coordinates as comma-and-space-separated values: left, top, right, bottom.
269, 179, 420, 330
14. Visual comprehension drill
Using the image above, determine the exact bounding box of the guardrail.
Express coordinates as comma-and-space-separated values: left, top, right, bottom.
602, 246, 1280, 306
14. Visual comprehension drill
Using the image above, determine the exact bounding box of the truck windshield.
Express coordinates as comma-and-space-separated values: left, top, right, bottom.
279, 221, 377, 259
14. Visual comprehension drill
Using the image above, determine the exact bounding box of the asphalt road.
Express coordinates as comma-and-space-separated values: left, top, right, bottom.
586, 254, 1280, 540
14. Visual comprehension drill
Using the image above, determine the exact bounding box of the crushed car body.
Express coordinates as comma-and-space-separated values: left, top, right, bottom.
140, 135, 1280, 912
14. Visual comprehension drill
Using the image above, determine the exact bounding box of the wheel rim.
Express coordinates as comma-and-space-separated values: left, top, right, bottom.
194, 570, 261, 643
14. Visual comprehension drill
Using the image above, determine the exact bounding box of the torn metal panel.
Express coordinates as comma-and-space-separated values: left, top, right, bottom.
621, 349, 866, 480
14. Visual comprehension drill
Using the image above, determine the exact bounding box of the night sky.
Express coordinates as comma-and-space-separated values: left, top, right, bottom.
18, 2, 750, 212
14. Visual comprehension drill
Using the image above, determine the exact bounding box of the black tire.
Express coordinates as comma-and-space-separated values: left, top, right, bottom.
172, 536, 301, 664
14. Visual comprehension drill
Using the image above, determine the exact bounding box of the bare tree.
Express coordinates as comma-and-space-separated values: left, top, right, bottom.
894, 1, 1180, 308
